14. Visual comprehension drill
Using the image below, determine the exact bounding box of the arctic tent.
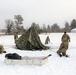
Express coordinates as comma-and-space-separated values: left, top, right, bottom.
16, 26, 49, 50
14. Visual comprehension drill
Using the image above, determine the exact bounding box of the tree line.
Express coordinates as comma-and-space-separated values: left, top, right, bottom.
2, 15, 76, 34
31, 19, 76, 33
5, 15, 24, 34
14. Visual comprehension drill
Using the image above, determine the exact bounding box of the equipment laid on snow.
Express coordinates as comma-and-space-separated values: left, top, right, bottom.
5, 53, 21, 59
5, 53, 51, 65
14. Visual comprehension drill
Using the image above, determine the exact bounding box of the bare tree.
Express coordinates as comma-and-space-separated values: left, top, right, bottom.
5, 19, 14, 34
47, 25, 51, 33
51, 23, 60, 32
14, 15, 24, 33
42, 24, 47, 33
64, 21, 71, 32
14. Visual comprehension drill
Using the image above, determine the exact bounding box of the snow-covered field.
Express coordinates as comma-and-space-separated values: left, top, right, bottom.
0, 33, 76, 75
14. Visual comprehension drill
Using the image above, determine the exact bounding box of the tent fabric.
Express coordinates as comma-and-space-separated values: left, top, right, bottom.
16, 26, 49, 50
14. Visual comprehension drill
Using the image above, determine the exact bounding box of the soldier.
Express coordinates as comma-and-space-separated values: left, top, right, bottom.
57, 32, 70, 57
0, 45, 6, 54
14, 32, 18, 43
61, 32, 70, 43
45, 36, 50, 44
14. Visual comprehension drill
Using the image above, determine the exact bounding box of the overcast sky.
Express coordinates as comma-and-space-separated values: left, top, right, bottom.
0, 0, 76, 29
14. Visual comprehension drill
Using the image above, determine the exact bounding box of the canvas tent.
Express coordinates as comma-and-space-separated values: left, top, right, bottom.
16, 26, 49, 50
71, 28, 76, 33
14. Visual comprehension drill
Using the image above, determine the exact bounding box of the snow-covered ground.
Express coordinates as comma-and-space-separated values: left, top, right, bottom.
0, 33, 76, 75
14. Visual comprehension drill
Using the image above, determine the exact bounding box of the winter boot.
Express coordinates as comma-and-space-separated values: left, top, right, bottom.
59, 54, 62, 57
3, 51, 6, 53
65, 55, 69, 57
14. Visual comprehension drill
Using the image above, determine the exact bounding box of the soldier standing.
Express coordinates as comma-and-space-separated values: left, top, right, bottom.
57, 32, 70, 57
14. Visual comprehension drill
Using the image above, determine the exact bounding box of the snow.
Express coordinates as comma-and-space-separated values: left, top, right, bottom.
0, 33, 76, 75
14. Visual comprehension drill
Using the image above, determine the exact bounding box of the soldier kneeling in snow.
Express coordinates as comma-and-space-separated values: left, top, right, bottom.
57, 32, 70, 57
57, 42, 69, 57
45, 36, 50, 44
0, 45, 6, 54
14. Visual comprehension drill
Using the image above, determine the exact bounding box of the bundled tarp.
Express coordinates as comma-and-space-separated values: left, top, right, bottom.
16, 26, 49, 50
